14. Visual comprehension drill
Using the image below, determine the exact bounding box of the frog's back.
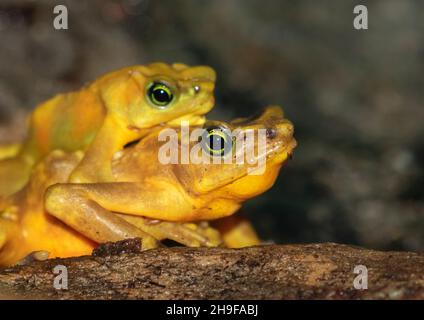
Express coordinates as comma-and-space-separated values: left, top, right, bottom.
0, 78, 106, 197
27, 87, 106, 156
21, 65, 153, 159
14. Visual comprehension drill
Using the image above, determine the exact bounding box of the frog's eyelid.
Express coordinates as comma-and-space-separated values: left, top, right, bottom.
148, 77, 177, 90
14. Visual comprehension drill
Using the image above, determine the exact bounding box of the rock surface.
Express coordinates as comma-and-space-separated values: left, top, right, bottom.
0, 240, 423, 300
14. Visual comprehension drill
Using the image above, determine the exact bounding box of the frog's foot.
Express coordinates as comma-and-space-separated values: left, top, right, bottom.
211, 215, 261, 248
180, 221, 223, 247
16, 251, 50, 266
118, 214, 223, 247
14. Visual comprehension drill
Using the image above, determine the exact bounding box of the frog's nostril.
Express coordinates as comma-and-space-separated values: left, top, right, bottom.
271, 122, 294, 140
196, 81, 215, 93
266, 128, 277, 139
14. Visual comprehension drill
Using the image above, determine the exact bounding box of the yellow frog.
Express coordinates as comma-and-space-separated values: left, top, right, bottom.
0, 106, 296, 267
0, 63, 216, 196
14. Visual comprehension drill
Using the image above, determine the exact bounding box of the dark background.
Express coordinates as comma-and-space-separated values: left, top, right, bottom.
0, 0, 423, 251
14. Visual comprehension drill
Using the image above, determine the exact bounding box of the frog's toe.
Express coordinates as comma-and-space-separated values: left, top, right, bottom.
17, 250, 50, 265
141, 236, 160, 250
168, 222, 223, 248
198, 224, 223, 247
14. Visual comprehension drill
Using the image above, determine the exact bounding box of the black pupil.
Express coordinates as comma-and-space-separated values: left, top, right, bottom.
152, 86, 171, 103
209, 134, 225, 151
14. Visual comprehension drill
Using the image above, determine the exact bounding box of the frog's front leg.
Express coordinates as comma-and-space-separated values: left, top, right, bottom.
68, 116, 140, 183
44, 183, 159, 250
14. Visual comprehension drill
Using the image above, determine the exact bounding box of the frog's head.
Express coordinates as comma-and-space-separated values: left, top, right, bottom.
103, 62, 216, 130
175, 106, 296, 201
113, 105, 295, 221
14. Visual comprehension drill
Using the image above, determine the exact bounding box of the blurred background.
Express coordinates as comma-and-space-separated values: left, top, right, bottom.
0, 0, 423, 251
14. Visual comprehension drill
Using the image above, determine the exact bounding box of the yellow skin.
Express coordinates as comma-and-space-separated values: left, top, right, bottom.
0, 106, 296, 267
0, 63, 216, 196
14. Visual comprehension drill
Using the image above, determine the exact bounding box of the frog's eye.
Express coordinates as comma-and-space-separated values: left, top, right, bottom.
201, 127, 232, 157
147, 82, 174, 107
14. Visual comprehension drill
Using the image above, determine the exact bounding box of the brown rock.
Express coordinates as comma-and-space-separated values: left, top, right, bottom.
0, 242, 422, 300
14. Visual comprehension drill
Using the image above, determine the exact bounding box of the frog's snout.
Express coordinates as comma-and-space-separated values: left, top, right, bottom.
192, 80, 215, 95
266, 121, 294, 142
180, 66, 216, 95
265, 120, 296, 163
184, 66, 216, 82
